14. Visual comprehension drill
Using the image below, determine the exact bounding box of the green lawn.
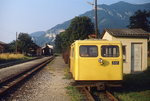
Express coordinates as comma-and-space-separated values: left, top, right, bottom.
115, 90, 150, 101
114, 66, 150, 101
65, 86, 84, 101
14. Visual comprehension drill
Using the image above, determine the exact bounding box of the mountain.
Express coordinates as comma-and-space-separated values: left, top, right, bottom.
30, 1, 150, 46
30, 31, 55, 46
30, 31, 46, 37
30, 31, 56, 46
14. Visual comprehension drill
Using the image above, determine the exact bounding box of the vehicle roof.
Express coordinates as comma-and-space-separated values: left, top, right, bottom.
74, 39, 121, 44
70, 39, 121, 47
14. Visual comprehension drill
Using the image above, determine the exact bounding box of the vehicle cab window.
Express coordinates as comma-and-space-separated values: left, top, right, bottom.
80, 45, 98, 57
101, 45, 119, 57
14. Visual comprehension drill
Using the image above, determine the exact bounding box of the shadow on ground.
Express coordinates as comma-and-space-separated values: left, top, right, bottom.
113, 67, 150, 93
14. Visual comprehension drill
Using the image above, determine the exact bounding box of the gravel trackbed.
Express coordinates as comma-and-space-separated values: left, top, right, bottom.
1, 56, 71, 101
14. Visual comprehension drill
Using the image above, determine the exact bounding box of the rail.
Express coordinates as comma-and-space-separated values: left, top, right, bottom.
81, 87, 119, 101
0, 56, 54, 96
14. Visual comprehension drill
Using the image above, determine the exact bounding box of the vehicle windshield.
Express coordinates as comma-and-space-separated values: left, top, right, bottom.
80, 45, 98, 57
101, 45, 119, 57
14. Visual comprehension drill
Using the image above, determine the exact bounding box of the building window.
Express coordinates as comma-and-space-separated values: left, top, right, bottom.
122, 46, 126, 62
80, 45, 98, 57
101, 45, 119, 57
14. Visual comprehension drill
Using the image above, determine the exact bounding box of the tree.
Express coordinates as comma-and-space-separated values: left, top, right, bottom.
69, 16, 94, 41
7, 40, 16, 53
55, 34, 63, 53
54, 16, 95, 53
17, 33, 35, 54
7, 33, 39, 55
54, 31, 70, 53
128, 10, 150, 32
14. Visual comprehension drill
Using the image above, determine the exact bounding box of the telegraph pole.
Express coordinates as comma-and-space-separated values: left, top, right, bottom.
15, 32, 18, 53
87, 0, 99, 38
94, 0, 99, 38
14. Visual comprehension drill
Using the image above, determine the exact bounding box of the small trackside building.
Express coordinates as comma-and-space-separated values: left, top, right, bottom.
0, 41, 7, 53
42, 44, 54, 56
101, 28, 149, 74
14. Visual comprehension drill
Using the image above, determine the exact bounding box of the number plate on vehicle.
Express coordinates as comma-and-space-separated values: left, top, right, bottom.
112, 61, 119, 65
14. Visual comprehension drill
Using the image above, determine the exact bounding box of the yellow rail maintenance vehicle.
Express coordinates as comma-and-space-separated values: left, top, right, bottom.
70, 40, 123, 82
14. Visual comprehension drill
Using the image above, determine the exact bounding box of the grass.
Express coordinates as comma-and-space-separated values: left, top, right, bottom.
0, 53, 38, 65
63, 65, 83, 101
113, 57, 150, 101
0, 53, 25, 60
115, 90, 150, 101
0, 53, 27, 64
46, 58, 55, 71
63, 67, 72, 79
114, 67, 150, 101
65, 86, 84, 101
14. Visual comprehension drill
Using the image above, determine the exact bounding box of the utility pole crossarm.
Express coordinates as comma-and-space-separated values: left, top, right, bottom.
87, 1, 94, 6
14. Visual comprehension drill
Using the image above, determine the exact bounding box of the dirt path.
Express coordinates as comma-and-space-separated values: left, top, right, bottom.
32, 56, 71, 101
2, 56, 71, 101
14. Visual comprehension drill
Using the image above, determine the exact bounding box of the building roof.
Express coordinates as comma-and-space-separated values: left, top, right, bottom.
0, 41, 7, 45
42, 44, 53, 49
102, 28, 150, 38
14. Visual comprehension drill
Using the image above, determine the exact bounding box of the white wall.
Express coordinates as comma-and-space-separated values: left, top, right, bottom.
102, 31, 148, 73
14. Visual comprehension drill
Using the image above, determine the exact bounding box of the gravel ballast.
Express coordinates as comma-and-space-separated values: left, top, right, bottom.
1, 56, 71, 101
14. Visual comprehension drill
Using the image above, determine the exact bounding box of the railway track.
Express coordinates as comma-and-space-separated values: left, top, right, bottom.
81, 87, 119, 101
72, 81, 120, 101
0, 56, 54, 97
0, 57, 43, 69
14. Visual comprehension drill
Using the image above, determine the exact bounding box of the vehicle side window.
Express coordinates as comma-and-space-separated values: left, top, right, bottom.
101, 45, 119, 57
71, 47, 74, 57
80, 46, 98, 57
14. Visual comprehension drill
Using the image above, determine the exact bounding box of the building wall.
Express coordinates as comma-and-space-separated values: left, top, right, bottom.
36, 48, 42, 56
102, 32, 113, 40
0, 45, 5, 53
102, 31, 148, 74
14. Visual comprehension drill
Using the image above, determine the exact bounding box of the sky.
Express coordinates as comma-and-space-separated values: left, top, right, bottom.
0, 0, 150, 43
